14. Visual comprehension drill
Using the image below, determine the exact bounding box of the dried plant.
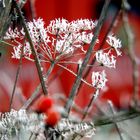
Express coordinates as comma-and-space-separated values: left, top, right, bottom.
0, 0, 140, 140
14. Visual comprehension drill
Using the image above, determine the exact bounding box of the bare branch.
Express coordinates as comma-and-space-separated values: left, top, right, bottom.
122, 0, 139, 107
13, 0, 48, 96
64, 0, 111, 117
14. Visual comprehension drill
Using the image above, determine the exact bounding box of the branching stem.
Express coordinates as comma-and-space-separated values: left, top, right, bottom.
122, 0, 139, 107
21, 62, 55, 109
13, 0, 48, 95
9, 42, 23, 110
64, 0, 111, 116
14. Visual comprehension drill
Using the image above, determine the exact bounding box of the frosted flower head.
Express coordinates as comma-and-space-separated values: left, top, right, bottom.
12, 44, 22, 59
47, 18, 97, 34
27, 18, 50, 44
78, 32, 93, 44
4, 18, 50, 45
12, 42, 32, 59
47, 18, 69, 34
106, 34, 122, 56
92, 70, 108, 89
7, 18, 122, 67
4, 27, 23, 40
51, 30, 95, 55
55, 39, 74, 54
0, 109, 45, 140
57, 118, 96, 139
70, 19, 97, 31
5, 18, 99, 60
95, 50, 116, 68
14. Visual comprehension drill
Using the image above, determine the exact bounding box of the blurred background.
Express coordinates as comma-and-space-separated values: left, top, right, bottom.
0, 0, 140, 139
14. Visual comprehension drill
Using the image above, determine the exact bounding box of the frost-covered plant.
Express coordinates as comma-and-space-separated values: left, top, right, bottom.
2, 17, 122, 139
0, 109, 96, 140
5, 18, 98, 60
0, 0, 125, 139
4, 17, 122, 89
57, 118, 96, 139
1, 0, 139, 139
0, 109, 45, 140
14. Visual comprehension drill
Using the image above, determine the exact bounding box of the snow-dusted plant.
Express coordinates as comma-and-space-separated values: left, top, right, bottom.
0, 109, 45, 140
0, 0, 125, 139
2, 16, 122, 139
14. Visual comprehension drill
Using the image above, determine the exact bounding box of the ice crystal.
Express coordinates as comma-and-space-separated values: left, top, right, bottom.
96, 50, 116, 68
47, 18, 69, 34
0, 109, 45, 140
12, 44, 22, 59
4, 28, 24, 40
56, 118, 96, 139
92, 70, 108, 89
70, 19, 97, 31
11, 42, 32, 59
27, 18, 50, 45
4, 18, 98, 60
106, 34, 122, 56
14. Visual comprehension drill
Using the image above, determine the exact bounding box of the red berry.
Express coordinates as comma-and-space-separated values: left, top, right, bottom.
37, 96, 53, 113
45, 109, 60, 127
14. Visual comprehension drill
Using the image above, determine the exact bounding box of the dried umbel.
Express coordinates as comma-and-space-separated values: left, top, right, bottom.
4, 18, 122, 91
92, 70, 108, 89
5, 19, 121, 61
4, 18, 98, 60
1, 17, 123, 139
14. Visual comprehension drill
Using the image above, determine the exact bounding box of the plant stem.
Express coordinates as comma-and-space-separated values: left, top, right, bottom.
81, 90, 97, 120
13, 0, 48, 96
83, 7, 120, 81
64, 0, 111, 117
21, 62, 55, 109
94, 108, 140, 126
122, 0, 139, 107
57, 63, 93, 87
9, 42, 23, 110
56, 94, 93, 118
0, 40, 15, 47
0, 0, 12, 38
108, 101, 123, 140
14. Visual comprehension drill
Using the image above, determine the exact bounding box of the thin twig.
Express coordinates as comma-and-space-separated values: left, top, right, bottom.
9, 42, 23, 110
108, 101, 124, 140
122, 0, 139, 107
54, 94, 93, 118
57, 63, 93, 87
81, 90, 98, 121
0, 0, 12, 38
13, 0, 48, 95
21, 62, 55, 109
94, 101, 137, 140
64, 0, 111, 116
0, 40, 15, 47
28, 132, 33, 140
83, 8, 121, 80
94, 108, 140, 126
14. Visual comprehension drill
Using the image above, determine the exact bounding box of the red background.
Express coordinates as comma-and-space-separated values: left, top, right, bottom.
0, 0, 140, 112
